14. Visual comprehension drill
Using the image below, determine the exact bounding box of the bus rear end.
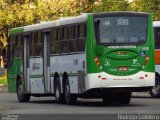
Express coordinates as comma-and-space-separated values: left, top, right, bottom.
85, 12, 155, 103
150, 21, 160, 97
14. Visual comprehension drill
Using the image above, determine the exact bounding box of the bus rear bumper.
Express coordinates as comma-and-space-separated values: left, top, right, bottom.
78, 87, 153, 98
85, 71, 155, 92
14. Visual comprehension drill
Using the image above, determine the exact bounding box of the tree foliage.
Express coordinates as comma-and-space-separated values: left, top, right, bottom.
130, 0, 160, 20
0, 0, 91, 47
93, 0, 130, 12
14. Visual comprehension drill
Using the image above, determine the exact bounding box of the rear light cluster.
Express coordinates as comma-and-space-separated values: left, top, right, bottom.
139, 74, 148, 80
94, 57, 101, 66
144, 56, 150, 65
117, 51, 127, 55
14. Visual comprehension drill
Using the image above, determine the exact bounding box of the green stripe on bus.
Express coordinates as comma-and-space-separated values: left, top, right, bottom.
9, 27, 24, 35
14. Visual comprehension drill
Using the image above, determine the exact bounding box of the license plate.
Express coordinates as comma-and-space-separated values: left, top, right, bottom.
118, 67, 128, 71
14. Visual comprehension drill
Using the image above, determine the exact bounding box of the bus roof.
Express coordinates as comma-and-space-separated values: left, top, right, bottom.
153, 21, 160, 27
9, 11, 149, 35
9, 13, 88, 35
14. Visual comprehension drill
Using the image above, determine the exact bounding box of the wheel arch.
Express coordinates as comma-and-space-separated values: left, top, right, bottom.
16, 74, 21, 81
16, 74, 22, 87
155, 72, 160, 82
156, 72, 160, 76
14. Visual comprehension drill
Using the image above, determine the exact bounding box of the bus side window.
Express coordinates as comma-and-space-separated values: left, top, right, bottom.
51, 28, 61, 54
15, 34, 23, 58
69, 25, 77, 52
51, 28, 56, 54
77, 23, 86, 52
35, 31, 43, 56
30, 32, 36, 57
62, 26, 69, 53
8, 35, 15, 67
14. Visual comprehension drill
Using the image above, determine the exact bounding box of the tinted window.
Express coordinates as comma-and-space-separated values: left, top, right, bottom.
94, 16, 147, 45
51, 23, 86, 55
36, 31, 43, 56
69, 25, 77, 52
8, 35, 15, 67
51, 28, 61, 54
30, 32, 43, 57
77, 24, 86, 52
30, 32, 36, 56
15, 35, 23, 58
62, 27, 69, 53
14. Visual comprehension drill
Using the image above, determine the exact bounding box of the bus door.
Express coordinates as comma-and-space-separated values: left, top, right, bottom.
24, 35, 31, 92
43, 32, 51, 92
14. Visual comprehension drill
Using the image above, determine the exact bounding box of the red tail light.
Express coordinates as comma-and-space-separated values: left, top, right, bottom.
94, 57, 99, 62
140, 77, 144, 80
117, 51, 121, 55
124, 52, 127, 54
94, 57, 101, 66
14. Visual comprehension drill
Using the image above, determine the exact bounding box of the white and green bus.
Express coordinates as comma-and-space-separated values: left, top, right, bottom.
4, 12, 155, 105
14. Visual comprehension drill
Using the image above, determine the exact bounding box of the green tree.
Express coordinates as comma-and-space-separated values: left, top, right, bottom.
130, 0, 160, 20
93, 0, 130, 12
0, 0, 94, 48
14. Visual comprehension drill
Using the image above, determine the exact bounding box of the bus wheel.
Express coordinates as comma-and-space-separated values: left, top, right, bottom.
54, 77, 64, 104
16, 77, 30, 102
119, 92, 131, 105
64, 78, 77, 105
150, 75, 160, 98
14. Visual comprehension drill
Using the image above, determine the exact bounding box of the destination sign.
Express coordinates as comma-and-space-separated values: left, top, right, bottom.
108, 46, 136, 48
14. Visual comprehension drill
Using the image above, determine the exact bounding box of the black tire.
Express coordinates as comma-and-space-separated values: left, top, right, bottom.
16, 77, 30, 103
54, 77, 64, 104
150, 74, 160, 98
64, 78, 77, 105
119, 92, 131, 105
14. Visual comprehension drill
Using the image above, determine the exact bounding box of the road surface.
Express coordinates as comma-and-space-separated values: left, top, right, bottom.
0, 88, 160, 120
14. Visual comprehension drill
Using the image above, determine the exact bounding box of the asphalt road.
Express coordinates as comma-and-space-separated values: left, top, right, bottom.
0, 92, 160, 114
0, 89, 160, 120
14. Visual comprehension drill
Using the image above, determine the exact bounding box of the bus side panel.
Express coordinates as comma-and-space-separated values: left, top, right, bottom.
7, 78, 16, 93
30, 78, 44, 94
50, 54, 85, 94
8, 57, 22, 93
86, 14, 102, 74
30, 58, 44, 94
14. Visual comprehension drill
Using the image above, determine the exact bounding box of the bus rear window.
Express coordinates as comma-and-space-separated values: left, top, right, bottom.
94, 15, 148, 45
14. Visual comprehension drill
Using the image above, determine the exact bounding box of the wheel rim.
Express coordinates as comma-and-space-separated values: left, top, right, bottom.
65, 81, 70, 103
17, 81, 23, 96
55, 85, 60, 99
18, 85, 22, 95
